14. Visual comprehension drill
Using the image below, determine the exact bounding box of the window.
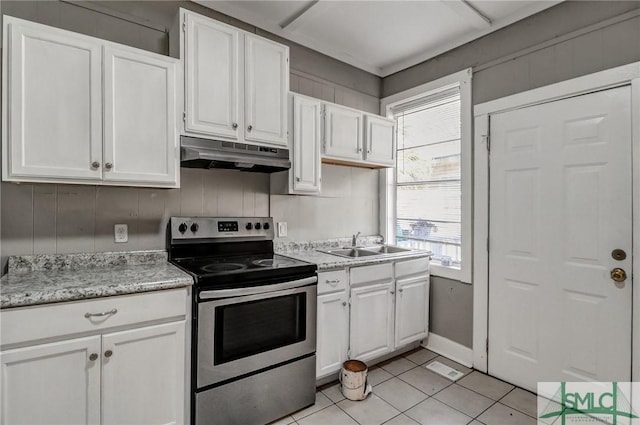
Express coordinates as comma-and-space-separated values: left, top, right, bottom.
381, 69, 472, 283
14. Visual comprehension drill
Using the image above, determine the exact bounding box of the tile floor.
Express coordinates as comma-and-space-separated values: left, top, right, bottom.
270, 348, 538, 425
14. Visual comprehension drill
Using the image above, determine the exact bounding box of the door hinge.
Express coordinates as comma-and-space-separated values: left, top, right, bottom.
182, 21, 186, 32
183, 111, 186, 122
347, 348, 351, 359
487, 237, 489, 252
484, 134, 490, 152
486, 338, 489, 353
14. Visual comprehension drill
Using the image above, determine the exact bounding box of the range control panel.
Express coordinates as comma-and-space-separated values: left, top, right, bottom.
170, 217, 274, 241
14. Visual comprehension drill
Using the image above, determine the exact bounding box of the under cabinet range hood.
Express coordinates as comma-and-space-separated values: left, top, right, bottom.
180, 136, 291, 173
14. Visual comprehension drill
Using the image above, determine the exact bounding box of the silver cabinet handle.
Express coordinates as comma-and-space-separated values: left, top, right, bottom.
247, 125, 253, 132
232, 122, 238, 129
104, 162, 113, 170
325, 279, 340, 286
91, 161, 100, 169
89, 353, 98, 361
85, 308, 117, 318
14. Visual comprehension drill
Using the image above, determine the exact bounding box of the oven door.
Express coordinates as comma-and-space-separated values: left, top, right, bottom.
196, 277, 317, 388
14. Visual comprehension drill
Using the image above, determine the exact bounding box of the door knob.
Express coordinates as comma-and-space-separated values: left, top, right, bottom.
610, 268, 627, 283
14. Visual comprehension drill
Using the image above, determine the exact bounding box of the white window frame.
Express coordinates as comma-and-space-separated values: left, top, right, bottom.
380, 68, 472, 283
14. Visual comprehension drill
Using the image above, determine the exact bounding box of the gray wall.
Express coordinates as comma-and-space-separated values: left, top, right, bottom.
383, 1, 640, 348
0, 1, 382, 271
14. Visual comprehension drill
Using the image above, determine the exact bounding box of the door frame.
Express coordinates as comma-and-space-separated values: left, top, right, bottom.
472, 62, 640, 381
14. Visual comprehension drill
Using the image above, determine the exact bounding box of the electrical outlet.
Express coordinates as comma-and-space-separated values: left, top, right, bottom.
114, 224, 128, 243
277, 222, 288, 238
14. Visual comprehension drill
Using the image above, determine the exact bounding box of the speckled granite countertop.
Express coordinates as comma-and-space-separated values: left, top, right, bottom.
1, 251, 193, 309
275, 237, 432, 271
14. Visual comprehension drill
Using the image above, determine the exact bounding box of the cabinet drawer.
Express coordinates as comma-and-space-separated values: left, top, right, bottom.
1, 289, 187, 347
395, 257, 430, 279
350, 263, 393, 287
317, 270, 348, 295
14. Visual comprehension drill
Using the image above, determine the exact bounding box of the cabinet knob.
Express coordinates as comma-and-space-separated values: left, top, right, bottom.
232, 122, 238, 129
105, 162, 113, 170
390, 291, 395, 295
399, 288, 403, 293
247, 125, 253, 132
358, 148, 362, 153
296, 177, 301, 182
91, 161, 100, 169
342, 301, 347, 307
89, 353, 98, 361
104, 350, 113, 358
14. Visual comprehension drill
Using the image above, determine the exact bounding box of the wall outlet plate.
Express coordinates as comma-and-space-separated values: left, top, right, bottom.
114, 224, 128, 243
277, 222, 288, 238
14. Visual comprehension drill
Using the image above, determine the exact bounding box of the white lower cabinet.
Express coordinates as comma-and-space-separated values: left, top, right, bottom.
349, 263, 395, 363
0, 289, 188, 425
0, 336, 102, 425
316, 270, 349, 379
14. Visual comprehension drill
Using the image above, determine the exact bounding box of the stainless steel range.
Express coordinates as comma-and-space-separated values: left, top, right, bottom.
168, 216, 317, 425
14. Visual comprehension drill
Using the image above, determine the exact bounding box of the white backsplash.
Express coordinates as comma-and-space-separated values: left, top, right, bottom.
270, 164, 380, 242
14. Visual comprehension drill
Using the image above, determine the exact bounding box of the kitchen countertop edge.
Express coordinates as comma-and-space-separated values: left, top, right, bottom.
277, 249, 432, 271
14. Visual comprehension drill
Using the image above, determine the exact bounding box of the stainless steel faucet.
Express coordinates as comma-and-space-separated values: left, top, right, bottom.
352, 232, 361, 247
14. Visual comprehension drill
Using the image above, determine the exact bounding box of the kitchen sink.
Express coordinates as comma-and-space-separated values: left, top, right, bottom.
319, 244, 416, 259
360, 245, 412, 254
321, 248, 380, 258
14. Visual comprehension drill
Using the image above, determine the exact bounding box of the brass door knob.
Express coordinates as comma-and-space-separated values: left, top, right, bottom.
611, 268, 627, 282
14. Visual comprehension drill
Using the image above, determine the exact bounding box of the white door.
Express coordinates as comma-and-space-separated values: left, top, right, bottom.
244, 34, 288, 147
0, 336, 101, 425
184, 12, 240, 139
101, 321, 185, 425
292, 94, 321, 193
316, 291, 349, 378
395, 274, 429, 348
103, 45, 178, 186
323, 104, 364, 161
489, 86, 632, 391
4, 18, 102, 181
349, 282, 394, 362
364, 114, 395, 166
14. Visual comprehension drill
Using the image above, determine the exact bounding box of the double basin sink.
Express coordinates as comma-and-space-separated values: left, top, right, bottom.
319, 244, 414, 259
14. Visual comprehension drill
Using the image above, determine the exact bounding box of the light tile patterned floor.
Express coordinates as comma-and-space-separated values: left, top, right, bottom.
269, 348, 538, 425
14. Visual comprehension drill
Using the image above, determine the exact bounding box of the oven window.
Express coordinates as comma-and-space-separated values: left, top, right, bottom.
214, 293, 306, 364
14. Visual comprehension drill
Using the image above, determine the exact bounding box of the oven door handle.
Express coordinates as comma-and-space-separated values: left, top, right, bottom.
199, 276, 318, 300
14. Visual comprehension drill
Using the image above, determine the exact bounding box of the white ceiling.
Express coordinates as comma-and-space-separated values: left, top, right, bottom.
194, 0, 562, 77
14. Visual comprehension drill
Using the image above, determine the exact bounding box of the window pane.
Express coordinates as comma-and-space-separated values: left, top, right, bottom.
397, 181, 460, 223
395, 219, 461, 263
397, 141, 460, 183
396, 99, 460, 150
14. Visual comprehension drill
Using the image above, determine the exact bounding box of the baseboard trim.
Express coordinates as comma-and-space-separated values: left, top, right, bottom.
423, 333, 473, 368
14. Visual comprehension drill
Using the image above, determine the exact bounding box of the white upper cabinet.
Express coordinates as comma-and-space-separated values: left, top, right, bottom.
364, 114, 395, 166
292, 94, 321, 193
184, 12, 240, 139
2, 16, 179, 188
3, 18, 103, 181
103, 46, 178, 186
180, 9, 289, 149
322, 103, 363, 161
244, 34, 288, 146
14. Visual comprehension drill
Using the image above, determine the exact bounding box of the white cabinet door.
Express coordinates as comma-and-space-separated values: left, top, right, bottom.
103, 46, 178, 186
395, 274, 429, 348
316, 291, 349, 378
184, 13, 240, 139
101, 321, 185, 425
364, 114, 395, 166
323, 103, 363, 161
0, 336, 101, 425
349, 281, 394, 362
244, 34, 289, 147
292, 94, 321, 193
3, 17, 102, 181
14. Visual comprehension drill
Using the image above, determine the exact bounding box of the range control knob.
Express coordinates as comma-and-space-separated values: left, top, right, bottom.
263, 222, 270, 230
178, 223, 188, 233
255, 222, 262, 230
190, 223, 199, 232
246, 222, 253, 230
